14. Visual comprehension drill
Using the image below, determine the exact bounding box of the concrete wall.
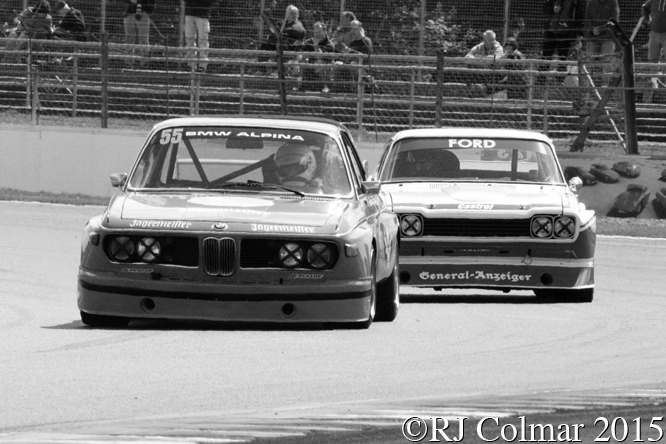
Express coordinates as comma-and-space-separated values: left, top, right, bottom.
0, 125, 384, 199
1, 125, 149, 197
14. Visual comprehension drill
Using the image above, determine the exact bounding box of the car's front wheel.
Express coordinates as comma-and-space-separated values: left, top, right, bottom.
80, 311, 130, 328
375, 261, 399, 322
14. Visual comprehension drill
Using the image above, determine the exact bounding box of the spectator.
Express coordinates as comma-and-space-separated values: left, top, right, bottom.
52, 1, 86, 42
4, 0, 53, 58
184, 0, 217, 73
499, 37, 527, 99
332, 20, 372, 93
331, 10, 356, 52
642, 0, 666, 101
258, 4, 305, 75
347, 20, 372, 55
542, 0, 584, 62
643, 0, 666, 64
584, 0, 619, 57
259, 4, 305, 52
463, 30, 503, 93
465, 30, 503, 63
302, 22, 335, 92
124, 0, 155, 67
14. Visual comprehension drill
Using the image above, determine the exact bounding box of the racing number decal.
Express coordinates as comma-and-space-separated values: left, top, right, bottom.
159, 128, 183, 145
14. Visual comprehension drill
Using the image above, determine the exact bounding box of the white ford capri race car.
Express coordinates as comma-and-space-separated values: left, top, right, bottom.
373, 128, 596, 302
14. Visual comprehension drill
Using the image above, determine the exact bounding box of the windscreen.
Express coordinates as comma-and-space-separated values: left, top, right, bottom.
380, 137, 563, 185
128, 126, 352, 196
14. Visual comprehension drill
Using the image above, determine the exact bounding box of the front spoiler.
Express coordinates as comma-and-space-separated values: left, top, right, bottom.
399, 257, 594, 290
78, 271, 372, 323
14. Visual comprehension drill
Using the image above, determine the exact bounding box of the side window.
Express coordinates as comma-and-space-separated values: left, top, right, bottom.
340, 132, 365, 190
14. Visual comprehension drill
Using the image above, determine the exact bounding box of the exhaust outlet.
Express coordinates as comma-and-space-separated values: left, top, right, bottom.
140, 298, 156, 313
281, 303, 297, 318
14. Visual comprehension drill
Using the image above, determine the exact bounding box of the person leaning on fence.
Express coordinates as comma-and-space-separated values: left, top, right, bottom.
123, 0, 155, 68
184, 0, 217, 73
302, 22, 335, 93
257, 4, 306, 75
331, 10, 357, 52
463, 30, 503, 93
542, 0, 584, 63
332, 20, 372, 93
4, 0, 53, 59
52, 1, 86, 42
498, 37, 527, 99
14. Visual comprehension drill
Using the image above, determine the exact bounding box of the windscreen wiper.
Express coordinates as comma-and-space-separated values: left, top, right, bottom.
210, 181, 305, 197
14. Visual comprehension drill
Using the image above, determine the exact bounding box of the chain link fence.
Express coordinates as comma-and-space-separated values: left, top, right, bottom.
0, 0, 663, 153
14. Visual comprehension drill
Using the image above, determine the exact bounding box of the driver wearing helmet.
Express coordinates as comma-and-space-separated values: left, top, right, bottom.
274, 142, 323, 192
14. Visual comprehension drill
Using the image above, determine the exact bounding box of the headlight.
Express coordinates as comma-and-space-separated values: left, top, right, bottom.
307, 244, 331, 269
554, 216, 575, 238
137, 237, 161, 262
109, 236, 134, 261
400, 214, 423, 237
531, 216, 553, 238
279, 243, 303, 268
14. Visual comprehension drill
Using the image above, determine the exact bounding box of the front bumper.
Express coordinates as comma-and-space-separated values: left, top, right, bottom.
398, 256, 594, 290
78, 270, 372, 323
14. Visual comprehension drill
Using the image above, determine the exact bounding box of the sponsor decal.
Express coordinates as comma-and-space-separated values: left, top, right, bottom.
121, 268, 154, 274
288, 273, 324, 279
419, 270, 532, 283
184, 131, 305, 141
457, 204, 494, 210
129, 220, 192, 229
448, 139, 496, 148
185, 131, 232, 137
251, 224, 315, 233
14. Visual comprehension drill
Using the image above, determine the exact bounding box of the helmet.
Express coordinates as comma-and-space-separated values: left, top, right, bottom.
274, 142, 316, 182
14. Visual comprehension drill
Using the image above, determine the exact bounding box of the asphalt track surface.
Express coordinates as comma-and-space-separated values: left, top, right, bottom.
1, 201, 666, 443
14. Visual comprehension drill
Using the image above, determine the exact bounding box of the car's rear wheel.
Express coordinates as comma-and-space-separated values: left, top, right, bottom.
375, 261, 399, 322
534, 288, 593, 303
558, 288, 594, 303
80, 311, 130, 328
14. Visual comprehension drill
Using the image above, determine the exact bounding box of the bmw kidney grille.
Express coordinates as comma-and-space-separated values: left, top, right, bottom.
203, 237, 236, 276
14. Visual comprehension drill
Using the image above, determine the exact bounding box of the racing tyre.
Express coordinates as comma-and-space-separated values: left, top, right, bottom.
80, 311, 130, 328
534, 288, 593, 303
375, 261, 399, 322
533, 289, 556, 302
556, 288, 594, 303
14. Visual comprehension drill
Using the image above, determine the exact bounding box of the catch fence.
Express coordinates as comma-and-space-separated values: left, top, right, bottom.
2, 35, 664, 153
0, 0, 650, 58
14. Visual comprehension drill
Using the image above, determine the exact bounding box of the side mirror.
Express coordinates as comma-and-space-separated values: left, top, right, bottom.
110, 173, 128, 188
362, 159, 369, 174
362, 180, 381, 195
568, 176, 583, 191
